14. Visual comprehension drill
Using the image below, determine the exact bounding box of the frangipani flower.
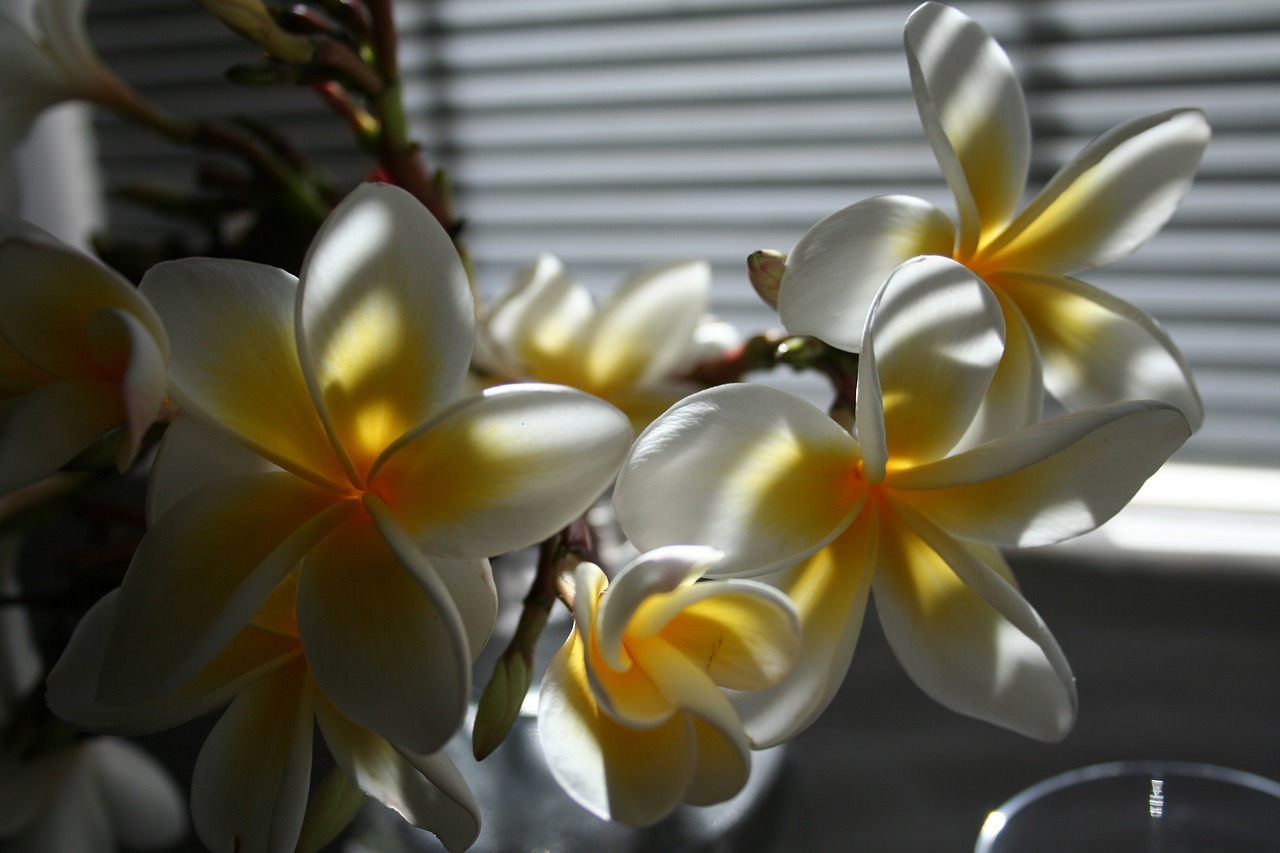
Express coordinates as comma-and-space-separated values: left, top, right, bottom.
0, 0, 159, 170
477, 255, 731, 429
97, 184, 632, 760
778, 1, 1207, 441
48, 576, 481, 853
0, 214, 169, 493
1, 536, 186, 853
614, 256, 1192, 746
538, 546, 800, 826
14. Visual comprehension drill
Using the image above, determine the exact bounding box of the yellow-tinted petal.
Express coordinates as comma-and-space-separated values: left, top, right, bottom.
682, 715, 750, 807
99, 473, 355, 704
727, 510, 876, 748
480, 254, 594, 384
373, 384, 631, 559
537, 627, 695, 827
982, 109, 1210, 276
905, 2, 1031, 258
857, 256, 1004, 480
296, 184, 474, 482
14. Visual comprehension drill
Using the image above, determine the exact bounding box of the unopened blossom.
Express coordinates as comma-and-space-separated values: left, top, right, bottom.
0, 0, 162, 171
96, 184, 632, 761
476, 255, 734, 429
1, 536, 186, 853
615, 256, 1191, 747
0, 215, 169, 493
538, 546, 800, 826
48, 573, 481, 853
777, 1, 1207, 442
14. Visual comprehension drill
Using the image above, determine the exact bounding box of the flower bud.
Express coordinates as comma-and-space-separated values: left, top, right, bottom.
747, 249, 786, 310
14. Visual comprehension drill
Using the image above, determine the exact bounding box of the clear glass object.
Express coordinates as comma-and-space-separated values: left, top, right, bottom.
975, 760, 1280, 852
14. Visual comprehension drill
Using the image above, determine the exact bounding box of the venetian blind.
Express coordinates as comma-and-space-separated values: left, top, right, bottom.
86, 0, 1280, 468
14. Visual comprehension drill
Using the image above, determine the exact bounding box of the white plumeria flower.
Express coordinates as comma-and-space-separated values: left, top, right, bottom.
477, 255, 729, 430
0, 214, 170, 493
1, 536, 186, 853
94, 184, 632, 761
615, 256, 1192, 747
538, 546, 799, 827
0, 0, 155, 170
778, 1, 1207, 442
48, 577, 481, 853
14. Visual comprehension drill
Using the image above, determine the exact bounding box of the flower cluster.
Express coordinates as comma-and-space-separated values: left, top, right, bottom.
0, 2, 1206, 851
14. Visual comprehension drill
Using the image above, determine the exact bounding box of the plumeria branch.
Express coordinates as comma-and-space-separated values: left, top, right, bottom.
472, 516, 597, 760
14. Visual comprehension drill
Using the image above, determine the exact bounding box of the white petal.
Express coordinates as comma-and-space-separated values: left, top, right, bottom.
191, 661, 314, 853
83, 738, 186, 848
595, 545, 721, 670
893, 400, 1191, 547
139, 257, 350, 490
874, 504, 1076, 741
296, 183, 474, 482
615, 383, 863, 578
905, 1, 1030, 257
314, 698, 481, 853
584, 260, 710, 391
0, 378, 122, 494
146, 413, 280, 525
779, 195, 955, 352
371, 383, 632, 559
984, 109, 1211, 275
951, 293, 1045, 451
296, 500, 471, 755
97, 473, 356, 704
83, 307, 168, 472
856, 256, 1004, 481
1002, 270, 1203, 430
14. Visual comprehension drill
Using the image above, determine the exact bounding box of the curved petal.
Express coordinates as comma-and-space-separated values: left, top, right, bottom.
726, 511, 875, 748
951, 292, 1044, 451
983, 109, 1210, 275
683, 716, 750, 807
905, 1, 1030, 258
139, 257, 348, 490
874, 504, 1076, 741
584, 260, 710, 392
428, 556, 497, 662
605, 380, 699, 433
83, 307, 168, 471
856, 256, 1004, 481
615, 383, 863, 578
595, 545, 719, 670
372, 383, 631, 559
296, 501, 470, 755
480, 254, 594, 383
146, 413, 280, 525
630, 578, 800, 692
537, 628, 695, 826
47, 591, 302, 736
779, 195, 955, 352
1000, 270, 1203, 430
893, 399, 1190, 547
83, 738, 186, 849
0, 236, 165, 378
190, 660, 314, 853
0, 377, 121, 493
314, 697, 480, 853
296, 183, 474, 483
98, 473, 356, 704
